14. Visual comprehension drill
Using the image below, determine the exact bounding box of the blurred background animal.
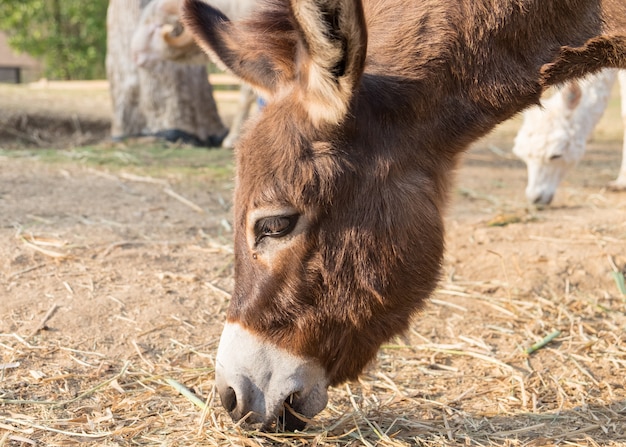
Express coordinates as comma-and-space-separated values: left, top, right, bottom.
513, 69, 626, 205
131, 0, 259, 148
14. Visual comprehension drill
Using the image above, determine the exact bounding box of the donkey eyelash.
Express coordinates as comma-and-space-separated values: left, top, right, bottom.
254, 214, 299, 244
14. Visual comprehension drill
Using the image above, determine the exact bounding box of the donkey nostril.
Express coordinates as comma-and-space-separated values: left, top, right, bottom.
221, 386, 237, 412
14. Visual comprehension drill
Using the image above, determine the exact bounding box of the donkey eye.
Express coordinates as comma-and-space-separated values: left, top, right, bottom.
548, 154, 563, 161
254, 215, 299, 244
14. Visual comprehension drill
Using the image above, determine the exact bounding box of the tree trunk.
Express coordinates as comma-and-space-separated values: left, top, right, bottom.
137, 62, 226, 143
106, 0, 226, 143
106, 0, 146, 137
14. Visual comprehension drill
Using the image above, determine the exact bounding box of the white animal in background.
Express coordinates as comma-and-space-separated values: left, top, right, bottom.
131, 0, 259, 148
513, 69, 626, 205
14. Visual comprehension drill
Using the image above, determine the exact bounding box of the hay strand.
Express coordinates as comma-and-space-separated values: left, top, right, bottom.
118, 171, 169, 185
414, 345, 515, 372
165, 378, 207, 411
607, 255, 626, 296
164, 187, 204, 213
20, 237, 67, 259
612, 271, 626, 296
3, 417, 113, 439
0, 362, 20, 370
27, 303, 60, 338
525, 330, 562, 355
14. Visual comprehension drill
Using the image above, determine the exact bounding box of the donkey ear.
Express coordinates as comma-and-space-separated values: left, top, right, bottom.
181, 0, 292, 98
290, 0, 368, 126
183, 0, 368, 127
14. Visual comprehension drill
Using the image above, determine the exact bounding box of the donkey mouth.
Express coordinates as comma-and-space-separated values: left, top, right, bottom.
273, 394, 311, 431
255, 393, 310, 431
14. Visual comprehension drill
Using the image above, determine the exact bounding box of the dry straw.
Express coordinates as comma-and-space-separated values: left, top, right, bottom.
2, 273, 625, 446
2, 150, 625, 447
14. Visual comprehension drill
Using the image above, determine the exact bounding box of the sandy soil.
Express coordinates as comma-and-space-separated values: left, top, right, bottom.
0, 83, 625, 446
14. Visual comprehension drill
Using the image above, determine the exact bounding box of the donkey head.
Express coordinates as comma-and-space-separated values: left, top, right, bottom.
183, 0, 445, 430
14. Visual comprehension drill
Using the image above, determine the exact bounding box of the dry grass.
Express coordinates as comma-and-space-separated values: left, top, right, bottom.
2, 270, 625, 446
2, 81, 626, 446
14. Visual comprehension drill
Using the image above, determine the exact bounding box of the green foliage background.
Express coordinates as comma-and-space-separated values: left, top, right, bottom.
0, 0, 109, 80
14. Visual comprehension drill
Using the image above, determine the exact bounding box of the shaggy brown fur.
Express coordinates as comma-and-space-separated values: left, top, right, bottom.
183, 0, 626, 385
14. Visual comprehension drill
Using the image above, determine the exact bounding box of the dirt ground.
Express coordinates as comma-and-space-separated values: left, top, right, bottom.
0, 82, 625, 446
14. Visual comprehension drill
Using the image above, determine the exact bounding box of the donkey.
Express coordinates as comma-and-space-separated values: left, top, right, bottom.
182, 0, 626, 430
513, 69, 626, 204
131, 0, 259, 147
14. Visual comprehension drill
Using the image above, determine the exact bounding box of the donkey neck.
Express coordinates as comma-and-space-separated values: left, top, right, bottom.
358, 0, 606, 154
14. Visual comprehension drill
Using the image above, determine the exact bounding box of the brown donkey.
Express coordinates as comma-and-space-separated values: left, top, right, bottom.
182, 0, 626, 430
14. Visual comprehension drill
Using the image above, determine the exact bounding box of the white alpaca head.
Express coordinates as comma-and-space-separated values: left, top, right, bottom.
131, 0, 206, 67
513, 83, 586, 204
513, 70, 617, 204
131, 0, 259, 68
